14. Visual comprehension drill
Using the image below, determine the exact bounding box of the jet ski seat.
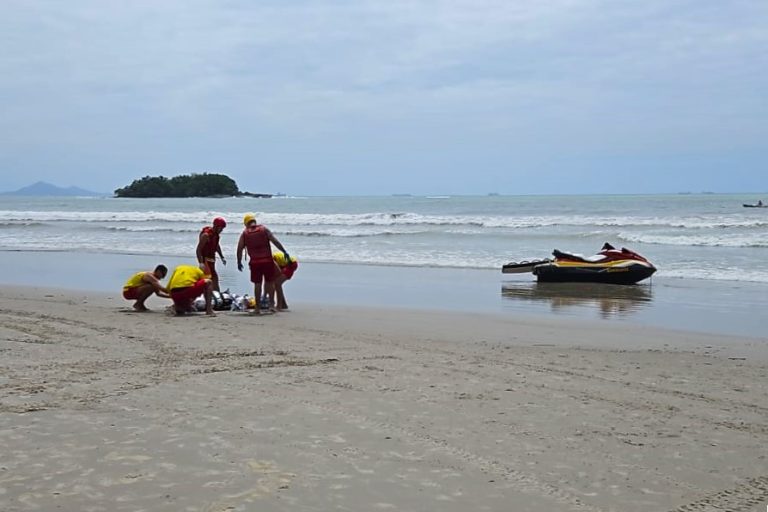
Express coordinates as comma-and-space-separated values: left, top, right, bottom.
552, 249, 590, 262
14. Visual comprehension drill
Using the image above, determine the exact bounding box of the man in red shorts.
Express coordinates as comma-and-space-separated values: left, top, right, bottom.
272, 251, 298, 310
196, 217, 227, 292
122, 265, 171, 311
167, 264, 215, 316
236, 213, 289, 314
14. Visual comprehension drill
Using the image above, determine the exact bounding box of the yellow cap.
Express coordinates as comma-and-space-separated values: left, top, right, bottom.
243, 213, 256, 226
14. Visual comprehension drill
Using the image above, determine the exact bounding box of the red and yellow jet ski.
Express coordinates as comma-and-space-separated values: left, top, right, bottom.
503, 244, 656, 285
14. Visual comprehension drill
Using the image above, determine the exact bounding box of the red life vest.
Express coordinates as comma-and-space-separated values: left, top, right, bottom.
243, 225, 272, 264
200, 226, 219, 259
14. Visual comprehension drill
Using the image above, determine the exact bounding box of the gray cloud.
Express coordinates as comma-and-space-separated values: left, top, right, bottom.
0, 0, 765, 194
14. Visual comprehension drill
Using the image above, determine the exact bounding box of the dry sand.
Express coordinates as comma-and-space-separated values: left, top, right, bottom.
1, 285, 767, 512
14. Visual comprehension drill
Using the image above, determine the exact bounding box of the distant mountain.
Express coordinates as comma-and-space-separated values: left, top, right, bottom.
0, 181, 104, 197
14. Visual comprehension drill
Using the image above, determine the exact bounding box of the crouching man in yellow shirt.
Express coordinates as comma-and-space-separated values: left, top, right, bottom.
123, 265, 171, 312
167, 264, 215, 316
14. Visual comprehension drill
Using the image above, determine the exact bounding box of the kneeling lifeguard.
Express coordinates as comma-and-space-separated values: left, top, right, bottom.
167, 264, 215, 316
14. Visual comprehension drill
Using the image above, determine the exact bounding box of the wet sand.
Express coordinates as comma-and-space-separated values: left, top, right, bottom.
2, 249, 768, 337
1, 285, 768, 511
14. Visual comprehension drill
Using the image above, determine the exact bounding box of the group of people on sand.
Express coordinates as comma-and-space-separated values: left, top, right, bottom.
122, 214, 298, 316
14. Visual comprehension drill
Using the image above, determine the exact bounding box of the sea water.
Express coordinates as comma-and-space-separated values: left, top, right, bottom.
0, 194, 766, 336
1, 194, 766, 282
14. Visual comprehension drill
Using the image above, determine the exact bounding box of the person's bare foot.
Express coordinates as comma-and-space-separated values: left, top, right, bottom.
133, 303, 149, 312
206, 309, 217, 317
169, 306, 186, 316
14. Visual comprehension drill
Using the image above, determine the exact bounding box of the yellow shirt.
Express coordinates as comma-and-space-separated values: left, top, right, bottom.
168, 265, 205, 290
123, 271, 148, 290
273, 252, 297, 268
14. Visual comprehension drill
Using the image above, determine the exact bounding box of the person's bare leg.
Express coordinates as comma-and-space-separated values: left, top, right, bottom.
133, 285, 154, 311
275, 276, 288, 310
251, 280, 263, 315
173, 301, 186, 316
206, 262, 220, 293
203, 280, 216, 316
264, 280, 277, 312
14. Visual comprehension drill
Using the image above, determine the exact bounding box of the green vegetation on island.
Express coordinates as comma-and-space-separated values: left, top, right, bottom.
114, 173, 271, 198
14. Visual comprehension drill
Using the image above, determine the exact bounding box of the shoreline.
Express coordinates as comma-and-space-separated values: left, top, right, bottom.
2, 249, 767, 338
2, 283, 767, 359
1, 285, 768, 511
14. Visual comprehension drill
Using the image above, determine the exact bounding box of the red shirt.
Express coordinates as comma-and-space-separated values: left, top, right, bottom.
243, 225, 273, 264
200, 226, 219, 259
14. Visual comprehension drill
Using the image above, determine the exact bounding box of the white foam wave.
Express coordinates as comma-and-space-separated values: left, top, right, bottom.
618, 232, 768, 248
279, 229, 427, 238
101, 226, 199, 233
658, 266, 768, 283
3, 236, 768, 283
0, 221, 46, 228
3, 210, 767, 230
86, 225, 433, 237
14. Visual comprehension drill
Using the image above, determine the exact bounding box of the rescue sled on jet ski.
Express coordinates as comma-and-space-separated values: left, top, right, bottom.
502, 244, 656, 285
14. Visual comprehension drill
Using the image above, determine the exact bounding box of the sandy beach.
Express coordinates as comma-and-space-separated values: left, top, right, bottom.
1, 285, 767, 511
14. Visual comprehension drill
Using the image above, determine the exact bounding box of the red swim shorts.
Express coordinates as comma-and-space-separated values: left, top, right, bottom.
170, 279, 207, 308
281, 261, 299, 280
250, 261, 278, 283
122, 287, 140, 300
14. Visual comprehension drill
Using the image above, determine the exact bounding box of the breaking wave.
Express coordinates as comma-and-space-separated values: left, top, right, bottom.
2, 210, 767, 230
618, 232, 768, 248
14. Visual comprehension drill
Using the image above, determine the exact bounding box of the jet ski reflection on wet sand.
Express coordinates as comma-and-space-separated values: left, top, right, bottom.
502, 243, 657, 285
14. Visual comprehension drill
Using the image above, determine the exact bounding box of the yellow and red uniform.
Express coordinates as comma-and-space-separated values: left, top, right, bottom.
273, 252, 298, 279
168, 265, 207, 308
243, 225, 278, 283
200, 226, 220, 279
122, 271, 148, 300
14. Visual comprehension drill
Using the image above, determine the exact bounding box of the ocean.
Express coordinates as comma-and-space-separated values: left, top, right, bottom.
1, 194, 766, 282
1, 193, 767, 337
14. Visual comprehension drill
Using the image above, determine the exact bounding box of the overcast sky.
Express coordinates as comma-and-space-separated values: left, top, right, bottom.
1, 0, 766, 195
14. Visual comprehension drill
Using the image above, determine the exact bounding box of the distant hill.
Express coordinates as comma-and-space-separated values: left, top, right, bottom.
1, 181, 103, 197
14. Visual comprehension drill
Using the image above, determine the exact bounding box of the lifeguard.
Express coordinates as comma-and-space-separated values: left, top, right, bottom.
122, 265, 171, 311
167, 264, 215, 316
196, 217, 227, 292
236, 213, 289, 314
273, 251, 298, 310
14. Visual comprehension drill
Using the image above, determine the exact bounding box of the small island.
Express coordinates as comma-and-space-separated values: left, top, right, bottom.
114, 173, 272, 198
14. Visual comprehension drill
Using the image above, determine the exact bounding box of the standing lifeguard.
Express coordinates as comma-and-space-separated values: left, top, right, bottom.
197, 217, 227, 291
236, 213, 289, 314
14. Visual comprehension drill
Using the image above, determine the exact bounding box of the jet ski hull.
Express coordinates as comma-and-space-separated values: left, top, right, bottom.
533, 261, 656, 285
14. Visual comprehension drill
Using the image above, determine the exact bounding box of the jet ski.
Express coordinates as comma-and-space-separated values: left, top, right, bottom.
503, 243, 656, 285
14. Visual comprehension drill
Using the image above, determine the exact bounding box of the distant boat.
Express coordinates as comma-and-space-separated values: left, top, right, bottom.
743, 202, 767, 208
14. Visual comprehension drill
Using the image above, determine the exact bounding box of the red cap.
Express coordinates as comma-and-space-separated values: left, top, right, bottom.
213, 217, 227, 229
